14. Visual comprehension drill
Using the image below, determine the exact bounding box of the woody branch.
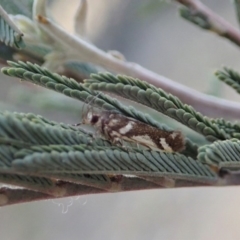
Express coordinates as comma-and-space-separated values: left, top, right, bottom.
0, 177, 162, 206
175, 0, 240, 46
0, 176, 215, 206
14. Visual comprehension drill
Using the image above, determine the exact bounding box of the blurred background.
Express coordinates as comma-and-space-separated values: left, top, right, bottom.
1, 0, 240, 239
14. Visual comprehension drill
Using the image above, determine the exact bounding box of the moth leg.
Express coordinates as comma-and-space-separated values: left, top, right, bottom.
85, 130, 103, 146
112, 138, 133, 152
112, 137, 126, 149
112, 137, 123, 146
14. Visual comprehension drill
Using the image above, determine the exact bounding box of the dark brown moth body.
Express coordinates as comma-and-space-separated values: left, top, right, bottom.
82, 111, 185, 152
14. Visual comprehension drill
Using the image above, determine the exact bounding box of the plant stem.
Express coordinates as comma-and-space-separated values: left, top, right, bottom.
176, 0, 240, 47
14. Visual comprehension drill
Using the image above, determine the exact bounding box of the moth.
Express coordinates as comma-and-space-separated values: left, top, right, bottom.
82, 110, 185, 153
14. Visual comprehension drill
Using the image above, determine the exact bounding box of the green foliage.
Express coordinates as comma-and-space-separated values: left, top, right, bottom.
0, 110, 217, 185
0, 0, 33, 18
85, 73, 230, 142
0, 8, 25, 48
3, 62, 240, 180
211, 118, 240, 139
198, 139, 240, 170
0, 111, 111, 153
0, 173, 54, 187
12, 144, 217, 183
0, 62, 219, 182
1, 62, 180, 130
2, 61, 200, 157
215, 67, 240, 94
179, 7, 211, 30
1, 0, 240, 205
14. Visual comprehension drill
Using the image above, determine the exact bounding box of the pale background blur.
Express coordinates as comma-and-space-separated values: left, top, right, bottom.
1, 0, 240, 239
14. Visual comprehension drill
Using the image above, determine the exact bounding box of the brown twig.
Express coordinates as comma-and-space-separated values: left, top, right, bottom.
0, 187, 51, 206
0, 173, 222, 206
0, 176, 162, 206
0, 185, 104, 206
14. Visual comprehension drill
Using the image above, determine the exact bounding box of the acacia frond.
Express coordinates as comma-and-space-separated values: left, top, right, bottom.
179, 7, 211, 30
198, 139, 240, 170
0, 110, 213, 186
0, 5, 25, 48
1, 62, 179, 130
211, 118, 240, 139
0, 112, 92, 147
215, 67, 240, 94
85, 73, 229, 141
0, 173, 66, 196
0, 111, 112, 156
214, 68, 240, 137
10, 144, 217, 184
0, 61, 227, 204
2, 62, 200, 157
3, 61, 121, 112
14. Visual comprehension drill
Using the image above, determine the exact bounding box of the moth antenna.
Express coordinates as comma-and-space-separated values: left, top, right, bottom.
81, 91, 102, 122
97, 91, 107, 113
88, 92, 103, 113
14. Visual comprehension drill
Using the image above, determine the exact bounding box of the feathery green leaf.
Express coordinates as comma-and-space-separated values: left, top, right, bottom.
179, 7, 211, 30
215, 67, 240, 94
2, 62, 200, 156
85, 73, 229, 141
0, 5, 25, 48
12, 144, 217, 184
198, 139, 240, 170
0, 173, 65, 196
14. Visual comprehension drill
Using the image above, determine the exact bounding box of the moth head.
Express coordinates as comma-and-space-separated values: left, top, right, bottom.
82, 110, 101, 126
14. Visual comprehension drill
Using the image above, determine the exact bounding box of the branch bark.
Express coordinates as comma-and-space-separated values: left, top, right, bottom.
176, 0, 240, 47
0, 177, 161, 206
0, 174, 221, 206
